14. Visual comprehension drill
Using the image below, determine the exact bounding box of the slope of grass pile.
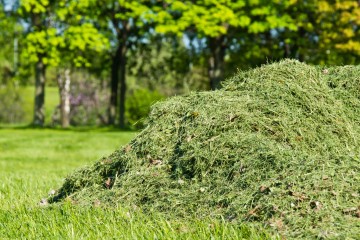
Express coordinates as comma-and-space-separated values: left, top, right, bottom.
50, 60, 360, 239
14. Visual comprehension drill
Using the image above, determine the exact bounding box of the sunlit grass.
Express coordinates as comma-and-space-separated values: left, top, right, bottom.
0, 128, 272, 239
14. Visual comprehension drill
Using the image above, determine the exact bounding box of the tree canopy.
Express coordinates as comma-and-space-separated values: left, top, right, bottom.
0, 0, 360, 126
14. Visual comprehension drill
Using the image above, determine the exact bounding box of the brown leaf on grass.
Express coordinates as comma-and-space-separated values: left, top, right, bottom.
151, 159, 162, 165
259, 185, 270, 194
147, 154, 163, 166
124, 145, 132, 153
191, 111, 199, 117
343, 206, 360, 218
295, 135, 303, 142
229, 114, 238, 122
289, 191, 308, 201
310, 201, 322, 211
269, 218, 284, 230
105, 178, 112, 189
247, 205, 261, 217
356, 210, 360, 218
93, 200, 101, 207
342, 207, 357, 214
101, 158, 112, 164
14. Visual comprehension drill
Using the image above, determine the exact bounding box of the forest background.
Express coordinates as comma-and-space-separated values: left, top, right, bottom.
1, 0, 359, 129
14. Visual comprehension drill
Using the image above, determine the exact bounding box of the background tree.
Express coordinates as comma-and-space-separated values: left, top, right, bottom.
0, 0, 20, 82
0, 1, 25, 123
156, 0, 298, 89
127, 36, 208, 95
85, 0, 158, 128
274, 0, 360, 65
20, 0, 109, 127
2, 0, 360, 127
315, 0, 360, 64
19, 0, 57, 126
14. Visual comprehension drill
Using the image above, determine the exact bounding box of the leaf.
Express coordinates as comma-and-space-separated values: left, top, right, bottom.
310, 201, 322, 211
104, 178, 112, 189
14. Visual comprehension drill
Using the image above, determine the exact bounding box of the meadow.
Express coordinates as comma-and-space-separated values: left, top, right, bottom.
0, 128, 271, 239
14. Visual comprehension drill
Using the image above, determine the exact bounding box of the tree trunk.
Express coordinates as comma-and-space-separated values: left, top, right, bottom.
118, 41, 127, 129
284, 28, 305, 61
57, 68, 71, 128
33, 55, 46, 126
208, 36, 226, 90
108, 19, 129, 128
108, 47, 121, 125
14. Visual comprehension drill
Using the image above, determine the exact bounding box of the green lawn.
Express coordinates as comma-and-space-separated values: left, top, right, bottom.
0, 128, 272, 239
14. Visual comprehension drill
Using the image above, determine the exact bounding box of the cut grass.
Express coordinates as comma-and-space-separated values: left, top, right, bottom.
50, 60, 360, 239
0, 128, 272, 239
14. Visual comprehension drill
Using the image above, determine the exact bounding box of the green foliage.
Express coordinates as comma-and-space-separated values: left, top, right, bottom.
19, 0, 110, 68
0, 83, 24, 123
316, 0, 360, 64
51, 60, 359, 239
0, 4, 22, 80
127, 37, 208, 94
3, 0, 360, 126
273, 0, 360, 65
156, 0, 297, 37
125, 88, 164, 129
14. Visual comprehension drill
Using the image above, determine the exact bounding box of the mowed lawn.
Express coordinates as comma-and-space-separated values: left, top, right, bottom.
0, 128, 271, 239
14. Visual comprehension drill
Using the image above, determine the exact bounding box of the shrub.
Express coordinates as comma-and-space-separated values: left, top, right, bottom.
0, 83, 24, 123
125, 88, 164, 129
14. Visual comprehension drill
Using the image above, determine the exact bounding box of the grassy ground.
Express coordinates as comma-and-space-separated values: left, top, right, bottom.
0, 128, 272, 239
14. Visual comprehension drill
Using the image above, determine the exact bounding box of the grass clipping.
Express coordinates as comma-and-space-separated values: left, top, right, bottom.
50, 60, 360, 239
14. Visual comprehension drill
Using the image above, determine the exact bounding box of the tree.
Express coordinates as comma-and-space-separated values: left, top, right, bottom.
315, 0, 360, 64
86, 0, 157, 127
56, 24, 109, 128
0, 3, 14, 82
20, 0, 109, 127
156, 0, 297, 89
269, 0, 360, 65
19, 0, 57, 126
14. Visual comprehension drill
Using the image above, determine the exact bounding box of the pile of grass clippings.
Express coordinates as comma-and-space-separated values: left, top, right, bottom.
49, 60, 360, 239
